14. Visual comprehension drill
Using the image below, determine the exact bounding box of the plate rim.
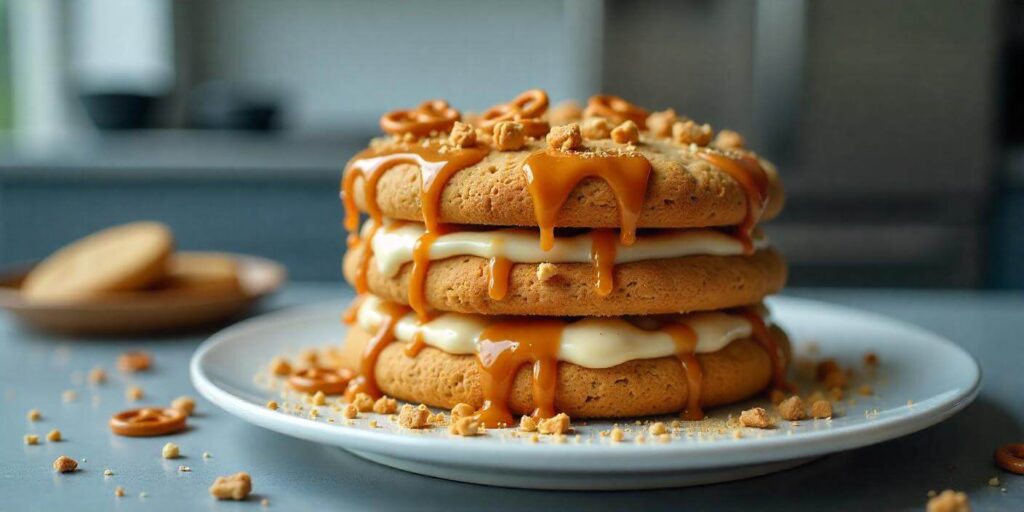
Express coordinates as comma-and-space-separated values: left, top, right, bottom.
190, 296, 981, 472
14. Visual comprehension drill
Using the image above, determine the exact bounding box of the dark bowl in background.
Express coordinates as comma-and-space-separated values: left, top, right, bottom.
80, 92, 158, 131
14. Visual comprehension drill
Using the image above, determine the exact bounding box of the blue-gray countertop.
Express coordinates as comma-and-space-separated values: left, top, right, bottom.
1, 285, 1022, 511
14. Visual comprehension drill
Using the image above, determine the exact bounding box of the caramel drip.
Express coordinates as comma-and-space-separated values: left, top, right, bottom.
409, 226, 452, 321
487, 256, 512, 300
737, 308, 791, 391
344, 301, 410, 401
664, 324, 704, 421
475, 320, 565, 428
590, 229, 618, 296
352, 219, 381, 294
342, 294, 367, 325
342, 144, 489, 299
696, 152, 769, 254
522, 150, 652, 251
404, 331, 427, 358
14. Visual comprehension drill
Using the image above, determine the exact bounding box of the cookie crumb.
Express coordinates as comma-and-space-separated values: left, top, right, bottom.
536, 263, 558, 282
179, 465, 191, 472
925, 489, 969, 512
611, 120, 639, 144
117, 351, 152, 373
24, 434, 39, 445
581, 117, 611, 140
988, 476, 1000, 487
538, 413, 570, 435
777, 396, 806, 421
448, 122, 476, 148
341, 404, 358, 419
672, 120, 713, 146
810, 400, 833, 419
373, 396, 397, 414
398, 404, 430, 429
266, 400, 278, 411
104, 469, 114, 476
126, 385, 144, 402
739, 407, 773, 429
712, 129, 745, 149
62, 390, 78, 403
209, 472, 252, 501
547, 123, 584, 151
27, 408, 41, 421
351, 392, 374, 412
450, 403, 475, 422
162, 442, 180, 459
610, 427, 625, 443
493, 121, 526, 151
88, 367, 107, 384
646, 109, 677, 137
649, 422, 667, 436
449, 416, 482, 437
311, 391, 326, 406
114, 486, 125, 497
863, 352, 879, 366
261, 498, 270, 507
53, 455, 78, 473
171, 396, 196, 416
519, 415, 538, 433
269, 357, 292, 376
46, 429, 62, 442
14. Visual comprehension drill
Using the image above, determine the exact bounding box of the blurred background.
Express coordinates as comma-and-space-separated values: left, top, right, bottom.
0, 0, 1020, 288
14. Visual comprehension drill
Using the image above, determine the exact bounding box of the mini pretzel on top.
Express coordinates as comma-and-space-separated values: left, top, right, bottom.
477, 89, 551, 138
583, 94, 650, 128
380, 99, 461, 137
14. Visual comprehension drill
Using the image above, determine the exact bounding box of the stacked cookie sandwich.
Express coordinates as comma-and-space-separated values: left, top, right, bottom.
339, 90, 789, 426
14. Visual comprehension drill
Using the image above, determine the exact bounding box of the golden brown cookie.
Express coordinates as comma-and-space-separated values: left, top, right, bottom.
155, 252, 242, 297
340, 323, 790, 419
22, 222, 174, 302
348, 137, 784, 230
343, 245, 787, 316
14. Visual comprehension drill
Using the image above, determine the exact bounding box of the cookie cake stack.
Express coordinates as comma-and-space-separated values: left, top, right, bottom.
338, 89, 789, 427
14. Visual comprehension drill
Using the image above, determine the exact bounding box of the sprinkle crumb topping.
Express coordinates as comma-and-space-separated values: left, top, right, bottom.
53, 455, 77, 473
739, 407, 773, 429
925, 489, 969, 512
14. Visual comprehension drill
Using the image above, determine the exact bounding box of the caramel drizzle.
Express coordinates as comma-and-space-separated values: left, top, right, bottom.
475, 320, 565, 428
664, 324, 704, 421
344, 301, 410, 401
522, 150, 652, 251
695, 151, 769, 254
342, 144, 489, 316
404, 331, 427, 358
589, 229, 618, 296
737, 307, 791, 392
487, 256, 512, 300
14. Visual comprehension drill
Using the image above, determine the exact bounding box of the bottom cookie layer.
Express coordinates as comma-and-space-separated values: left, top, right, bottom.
340, 324, 790, 419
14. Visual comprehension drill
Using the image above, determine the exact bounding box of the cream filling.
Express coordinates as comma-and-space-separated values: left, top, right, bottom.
363, 220, 770, 277
354, 295, 766, 369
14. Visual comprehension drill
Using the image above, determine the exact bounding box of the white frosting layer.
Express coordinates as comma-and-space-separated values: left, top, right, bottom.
355, 295, 766, 369
364, 220, 770, 277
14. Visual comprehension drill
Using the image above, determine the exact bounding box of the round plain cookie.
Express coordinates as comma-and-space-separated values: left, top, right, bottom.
348, 137, 784, 230
343, 245, 787, 316
22, 222, 174, 302
340, 323, 791, 419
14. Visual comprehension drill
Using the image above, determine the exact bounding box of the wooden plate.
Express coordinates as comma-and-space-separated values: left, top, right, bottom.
0, 253, 286, 336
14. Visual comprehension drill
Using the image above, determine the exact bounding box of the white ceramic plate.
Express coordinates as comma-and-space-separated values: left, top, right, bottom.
190, 297, 980, 490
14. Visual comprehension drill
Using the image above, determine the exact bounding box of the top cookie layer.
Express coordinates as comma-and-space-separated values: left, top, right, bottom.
348, 136, 783, 230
